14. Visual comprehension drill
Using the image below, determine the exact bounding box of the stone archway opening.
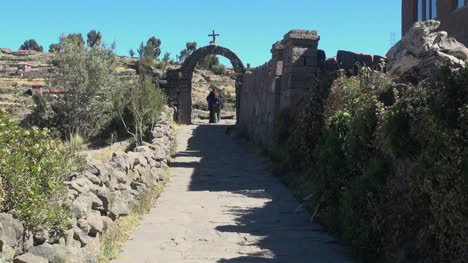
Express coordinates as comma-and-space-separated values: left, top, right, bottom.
164, 44, 245, 124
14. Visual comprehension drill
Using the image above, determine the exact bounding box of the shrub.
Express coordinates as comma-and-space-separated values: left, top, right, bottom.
26, 35, 122, 140
211, 64, 226, 75
0, 110, 74, 229
114, 78, 166, 145
271, 66, 467, 262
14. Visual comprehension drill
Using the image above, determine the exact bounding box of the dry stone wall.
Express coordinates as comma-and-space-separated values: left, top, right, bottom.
0, 107, 175, 263
238, 29, 387, 147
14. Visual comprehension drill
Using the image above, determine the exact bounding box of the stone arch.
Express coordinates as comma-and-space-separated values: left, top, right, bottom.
166, 45, 245, 124
181, 45, 245, 76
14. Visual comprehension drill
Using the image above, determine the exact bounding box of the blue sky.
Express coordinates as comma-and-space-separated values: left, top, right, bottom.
0, 0, 401, 67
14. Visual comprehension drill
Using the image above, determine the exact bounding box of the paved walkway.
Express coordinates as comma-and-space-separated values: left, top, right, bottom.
113, 124, 352, 263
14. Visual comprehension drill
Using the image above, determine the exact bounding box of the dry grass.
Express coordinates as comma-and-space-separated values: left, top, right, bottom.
99, 176, 169, 263
0, 77, 45, 86
82, 142, 130, 161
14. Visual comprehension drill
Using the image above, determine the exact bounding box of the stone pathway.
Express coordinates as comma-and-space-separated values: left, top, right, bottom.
112, 123, 352, 263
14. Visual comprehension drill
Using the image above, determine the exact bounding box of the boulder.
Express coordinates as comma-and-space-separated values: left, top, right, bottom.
386, 20, 468, 83
113, 171, 128, 184
13, 252, 48, 263
127, 153, 148, 167
152, 127, 164, 138
111, 152, 129, 171
0, 240, 15, 263
108, 196, 129, 220
76, 218, 90, 235
89, 192, 104, 211
32, 226, 49, 246
72, 194, 93, 219
87, 211, 104, 235
80, 236, 100, 263
28, 243, 78, 263
72, 226, 89, 247
0, 213, 24, 250
83, 171, 101, 185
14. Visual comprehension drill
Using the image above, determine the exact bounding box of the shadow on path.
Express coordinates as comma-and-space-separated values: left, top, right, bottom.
175, 124, 351, 263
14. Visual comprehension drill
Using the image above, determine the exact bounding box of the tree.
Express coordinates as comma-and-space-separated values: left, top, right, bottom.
63, 33, 85, 47
49, 43, 61, 53
114, 78, 166, 144
19, 39, 43, 52
177, 41, 197, 62
146, 36, 162, 59
211, 64, 226, 75
162, 52, 171, 63
186, 41, 197, 53
129, 49, 135, 58
34, 36, 119, 139
137, 42, 145, 58
86, 30, 102, 48
48, 33, 85, 54
197, 55, 220, 70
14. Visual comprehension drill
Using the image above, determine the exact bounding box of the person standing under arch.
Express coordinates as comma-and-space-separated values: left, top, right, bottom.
206, 89, 224, 123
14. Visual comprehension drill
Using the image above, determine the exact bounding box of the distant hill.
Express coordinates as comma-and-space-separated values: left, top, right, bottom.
0, 49, 236, 122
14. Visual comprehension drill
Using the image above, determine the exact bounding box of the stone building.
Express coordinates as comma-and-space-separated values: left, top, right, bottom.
17, 62, 32, 72
402, 0, 468, 45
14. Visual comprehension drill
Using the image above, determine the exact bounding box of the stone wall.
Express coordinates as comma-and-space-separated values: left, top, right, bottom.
237, 29, 386, 147
0, 107, 175, 263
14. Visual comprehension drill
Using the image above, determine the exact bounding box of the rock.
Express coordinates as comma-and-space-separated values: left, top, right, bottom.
105, 174, 119, 191
111, 152, 129, 171
28, 243, 78, 263
87, 211, 103, 235
76, 218, 90, 235
152, 127, 164, 138
84, 164, 99, 175
67, 189, 79, 200
68, 177, 92, 194
65, 172, 80, 181
21, 231, 33, 252
116, 183, 131, 191
137, 166, 157, 187
386, 20, 468, 83
80, 236, 100, 263
132, 153, 148, 167
134, 146, 152, 154
108, 196, 129, 220
13, 252, 48, 263
72, 194, 92, 219
113, 171, 128, 184
0, 213, 24, 250
83, 171, 101, 185
150, 167, 161, 181
101, 216, 114, 232
90, 193, 104, 211
32, 226, 49, 246
72, 226, 89, 247
92, 162, 110, 184
126, 170, 138, 182
0, 240, 15, 263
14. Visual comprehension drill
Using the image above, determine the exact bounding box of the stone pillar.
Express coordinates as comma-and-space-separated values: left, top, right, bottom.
279, 30, 320, 109
162, 69, 192, 124
271, 41, 284, 118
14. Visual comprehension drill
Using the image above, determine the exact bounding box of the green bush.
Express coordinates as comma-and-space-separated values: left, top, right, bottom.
211, 64, 226, 75
0, 110, 73, 229
25, 35, 121, 141
113, 78, 166, 145
271, 66, 468, 262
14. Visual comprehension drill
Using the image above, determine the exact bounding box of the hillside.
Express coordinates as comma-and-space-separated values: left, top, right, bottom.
0, 48, 236, 122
